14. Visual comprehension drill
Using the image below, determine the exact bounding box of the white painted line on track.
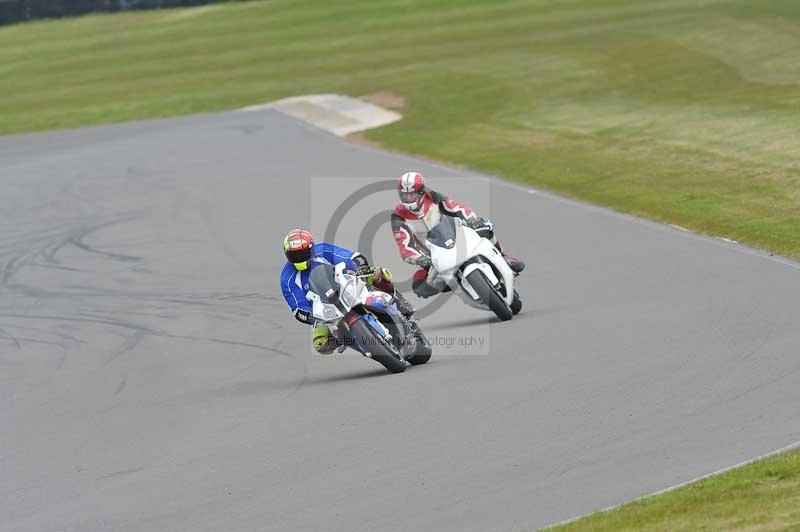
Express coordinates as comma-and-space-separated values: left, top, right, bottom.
542, 438, 800, 530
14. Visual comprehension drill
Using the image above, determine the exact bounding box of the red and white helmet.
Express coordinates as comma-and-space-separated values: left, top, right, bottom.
283, 228, 314, 271
398, 171, 426, 213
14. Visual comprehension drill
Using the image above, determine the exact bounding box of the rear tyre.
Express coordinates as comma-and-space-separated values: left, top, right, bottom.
466, 270, 513, 321
409, 348, 432, 365
408, 329, 432, 365
349, 319, 407, 373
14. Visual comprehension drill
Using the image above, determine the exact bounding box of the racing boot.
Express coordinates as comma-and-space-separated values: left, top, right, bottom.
393, 290, 416, 319
503, 254, 525, 274
371, 267, 415, 318
496, 242, 525, 273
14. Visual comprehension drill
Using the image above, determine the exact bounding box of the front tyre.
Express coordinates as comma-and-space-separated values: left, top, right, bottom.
466, 270, 513, 321
349, 319, 407, 373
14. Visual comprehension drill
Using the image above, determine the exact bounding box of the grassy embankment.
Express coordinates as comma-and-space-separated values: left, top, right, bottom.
549, 447, 800, 531
3, 1, 800, 256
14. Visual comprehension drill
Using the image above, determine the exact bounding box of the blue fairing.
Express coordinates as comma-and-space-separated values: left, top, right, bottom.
362, 313, 387, 336
363, 292, 399, 317
348, 313, 387, 354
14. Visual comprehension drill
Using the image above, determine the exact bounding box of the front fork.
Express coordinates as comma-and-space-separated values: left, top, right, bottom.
341, 310, 392, 355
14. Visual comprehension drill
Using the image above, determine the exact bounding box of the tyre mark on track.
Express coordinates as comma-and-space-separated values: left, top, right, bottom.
0, 213, 293, 369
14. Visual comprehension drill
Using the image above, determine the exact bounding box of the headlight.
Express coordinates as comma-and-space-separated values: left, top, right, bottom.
340, 292, 353, 308
340, 282, 358, 308
322, 304, 339, 320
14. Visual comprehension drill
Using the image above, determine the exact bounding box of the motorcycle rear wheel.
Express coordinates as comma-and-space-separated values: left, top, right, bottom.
511, 290, 522, 315
408, 329, 432, 365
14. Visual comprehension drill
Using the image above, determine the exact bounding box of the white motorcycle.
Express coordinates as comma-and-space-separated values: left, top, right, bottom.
426, 217, 522, 321
307, 262, 432, 373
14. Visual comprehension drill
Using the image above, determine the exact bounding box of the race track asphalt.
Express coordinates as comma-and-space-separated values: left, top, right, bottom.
2, 110, 800, 532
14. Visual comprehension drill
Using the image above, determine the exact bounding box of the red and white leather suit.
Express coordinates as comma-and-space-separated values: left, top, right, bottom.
391, 190, 503, 296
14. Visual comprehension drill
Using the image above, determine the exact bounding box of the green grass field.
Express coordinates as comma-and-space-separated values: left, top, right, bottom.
3, 0, 800, 257
3, 1, 800, 529
550, 447, 800, 531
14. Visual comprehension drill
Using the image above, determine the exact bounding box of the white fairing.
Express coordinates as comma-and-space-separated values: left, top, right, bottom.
427, 218, 515, 310
306, 262, 397, 350
308, 263, 365, 322
309, 294, 343, 323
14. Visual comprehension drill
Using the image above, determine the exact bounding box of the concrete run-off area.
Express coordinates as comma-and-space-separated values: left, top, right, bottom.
240, 93, 402, 136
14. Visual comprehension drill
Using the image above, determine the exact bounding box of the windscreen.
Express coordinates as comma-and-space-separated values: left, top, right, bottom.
427, 216, 457, 249
308, 264, 339, 304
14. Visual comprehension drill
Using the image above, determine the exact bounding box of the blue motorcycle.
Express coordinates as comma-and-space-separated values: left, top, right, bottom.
307, 263, 432, 373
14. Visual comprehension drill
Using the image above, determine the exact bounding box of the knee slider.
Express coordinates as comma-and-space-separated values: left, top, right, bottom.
372, 267, 395, 293
312, 325, 336, 354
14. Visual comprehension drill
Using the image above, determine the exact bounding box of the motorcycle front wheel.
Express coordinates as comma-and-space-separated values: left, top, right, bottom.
349, 318, 407, 373
466, 270, 513, 321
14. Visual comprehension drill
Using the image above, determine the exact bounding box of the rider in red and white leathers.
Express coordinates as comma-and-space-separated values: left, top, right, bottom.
390, 172, 525, 298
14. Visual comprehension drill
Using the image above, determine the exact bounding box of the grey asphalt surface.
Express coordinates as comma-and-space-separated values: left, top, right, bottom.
2, 109, 800, 532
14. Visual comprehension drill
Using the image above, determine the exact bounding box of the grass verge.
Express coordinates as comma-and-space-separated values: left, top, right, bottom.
547, 447, 800, 531
3, 1, 800, 257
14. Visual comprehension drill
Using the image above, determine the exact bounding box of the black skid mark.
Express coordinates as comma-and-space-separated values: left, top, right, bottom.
97, 467, 144, 481
0, 326, 21, 349
2, 254, 30, 286
0, 214, 143, 290
114, 374, 128, 396
67, 217, 144, 263
69, 237, 142, 263
0, 335, 68, 369
38, 214, 145, 267
60, 285, 258, 309
0, 313, 164, 337
166, 333, 295, 359
0, 313, 160, 369
212, 293, 282, 302
38, 236, 75, 267
104, 329, 148, 367
0, 312, 296, 363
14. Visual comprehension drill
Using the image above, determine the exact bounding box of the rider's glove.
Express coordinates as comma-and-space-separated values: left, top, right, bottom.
355, 264, 375, 279
468, 217, 494, 239
415, 254, 432, 270
294, 308, 314, 325
467, 216, 492, 230
351, 253, 370, 269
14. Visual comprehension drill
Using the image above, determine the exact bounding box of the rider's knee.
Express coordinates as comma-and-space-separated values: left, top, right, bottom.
476, 227, 495, 241
412, 276, 439, 299
372, 267, 395, 294
312, 324, 336, 354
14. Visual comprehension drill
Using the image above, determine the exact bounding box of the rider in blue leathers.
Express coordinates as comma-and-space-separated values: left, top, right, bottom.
281, 242, 358, 322
280, 228, 414, 354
